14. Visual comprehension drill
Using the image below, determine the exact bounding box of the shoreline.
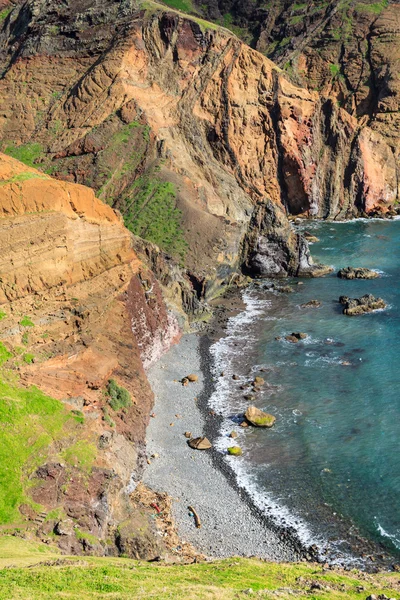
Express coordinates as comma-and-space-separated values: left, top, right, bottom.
143, 332, 304, 562
143, 281, 399, 571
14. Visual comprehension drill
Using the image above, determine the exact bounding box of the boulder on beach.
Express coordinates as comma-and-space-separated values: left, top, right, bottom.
227, 446, 242, 456
188, 436, 212, 450
337, 267, 379, 280
339, 294, 386, 316
186, 374, 198, 382
229, 431, 238, 439
253, 376, 265, 386
245, 406, 276, 428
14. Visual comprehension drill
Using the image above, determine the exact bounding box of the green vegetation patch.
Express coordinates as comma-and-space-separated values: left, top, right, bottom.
123, 174, 188, 260
22, 354, 34, 365
0, 7, 11, 22
106, 379, 131, 412
0, 343, 11, 367
0, 550, 398, 599
61, 440, 96, 474
0, 381, 69, 523
160, 0, 193, 12
3, 143, 44, 169
0, 311, 7, 321
19, 316, 34, 328
356, 0, 388, 14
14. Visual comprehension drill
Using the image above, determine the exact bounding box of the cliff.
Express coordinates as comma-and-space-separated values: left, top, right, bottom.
194, 0, 400, 163
0, 152, 181, 558
0, 0, 396, 291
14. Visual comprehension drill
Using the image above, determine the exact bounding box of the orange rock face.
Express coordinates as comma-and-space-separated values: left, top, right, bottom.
0, 153, 135, 302
0, 4, 397, 285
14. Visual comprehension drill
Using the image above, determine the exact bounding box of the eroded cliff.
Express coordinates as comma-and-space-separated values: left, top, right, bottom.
0, 152, 182, 558
0, 0, 395, 288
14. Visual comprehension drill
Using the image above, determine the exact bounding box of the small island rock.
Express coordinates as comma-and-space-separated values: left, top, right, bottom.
337, 267, 379, 280
339, 294, 386, 316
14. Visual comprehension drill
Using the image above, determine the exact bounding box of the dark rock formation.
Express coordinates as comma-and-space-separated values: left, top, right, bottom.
339, 294, 387, 315
338, 267, 379, 280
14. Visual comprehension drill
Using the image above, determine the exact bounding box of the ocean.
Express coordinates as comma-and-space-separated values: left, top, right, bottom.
209, 219, 400, 565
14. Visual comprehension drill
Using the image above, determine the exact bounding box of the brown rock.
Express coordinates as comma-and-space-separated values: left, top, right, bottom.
229, 431, 238, 439
184, 432, 192, 438
245, 406, 276, 428
188, 437, 212, 450
186, 374, 198, 382
285, 335, 299, 344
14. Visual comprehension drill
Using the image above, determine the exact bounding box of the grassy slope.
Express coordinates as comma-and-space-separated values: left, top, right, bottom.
0, 537, 398, 600
0, 330, 92, 525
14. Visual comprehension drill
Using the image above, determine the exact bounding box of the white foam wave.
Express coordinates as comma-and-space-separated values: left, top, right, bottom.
207, 287, 356, 564
375, 520, 400, 550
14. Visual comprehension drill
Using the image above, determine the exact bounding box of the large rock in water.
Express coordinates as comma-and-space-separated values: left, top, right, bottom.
244, 406, 276, 428
338, 267, 379, 280
339, 294, 386, 316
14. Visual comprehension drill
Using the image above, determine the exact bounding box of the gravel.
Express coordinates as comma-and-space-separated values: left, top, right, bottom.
143, 333, 299, 560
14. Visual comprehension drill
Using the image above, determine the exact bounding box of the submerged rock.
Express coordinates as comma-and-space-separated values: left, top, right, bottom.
338, 267, 379, 280
253, 376, 265, 386
339, 294, 387, 315
245, 406, 276, 428
301, 300, 321, 308
188, 436, 212, 450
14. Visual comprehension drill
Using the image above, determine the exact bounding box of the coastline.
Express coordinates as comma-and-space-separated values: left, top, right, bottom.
143, 330, 305, 562
142, 277, 399, 571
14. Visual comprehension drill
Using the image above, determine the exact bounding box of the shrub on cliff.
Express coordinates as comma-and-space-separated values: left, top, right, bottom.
106, 379, 132, 412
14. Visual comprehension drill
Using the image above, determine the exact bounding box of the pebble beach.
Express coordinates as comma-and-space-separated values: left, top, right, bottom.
143, 333, 300, 561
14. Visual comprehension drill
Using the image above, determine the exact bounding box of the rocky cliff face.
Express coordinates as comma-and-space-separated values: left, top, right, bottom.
0, 152, 181, 557
195, 0, 400, 165
0, 1, 395, 290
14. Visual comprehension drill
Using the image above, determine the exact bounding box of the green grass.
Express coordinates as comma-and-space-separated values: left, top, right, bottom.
0, 172, 48, 186
0, 381, 70, 523
0, 343, 11, 366
0, 538, 398, 600
123, 174, 188, 260
3, 143, 44, 169
356, 0, 388, 14
22, 353, 35, 365
20, 316, 34, 327
0, 311, 7, 321
0, 7, 11, 22
160, 0, 193, 12
61, 441, 96, 474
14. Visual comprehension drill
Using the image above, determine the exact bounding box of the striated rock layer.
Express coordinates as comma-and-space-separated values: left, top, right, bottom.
0, 152, 181, 557
0, 1, 395, 287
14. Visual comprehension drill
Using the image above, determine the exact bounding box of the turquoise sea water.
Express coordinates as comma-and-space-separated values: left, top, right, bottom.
209, 219, 400, 564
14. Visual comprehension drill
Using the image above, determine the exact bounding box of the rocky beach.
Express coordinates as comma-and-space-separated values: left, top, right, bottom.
143, 333, 302, 561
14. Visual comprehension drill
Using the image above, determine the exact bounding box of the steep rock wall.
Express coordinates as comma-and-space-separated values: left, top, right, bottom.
0, 2, 395, 286
0, 152, 179, 557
